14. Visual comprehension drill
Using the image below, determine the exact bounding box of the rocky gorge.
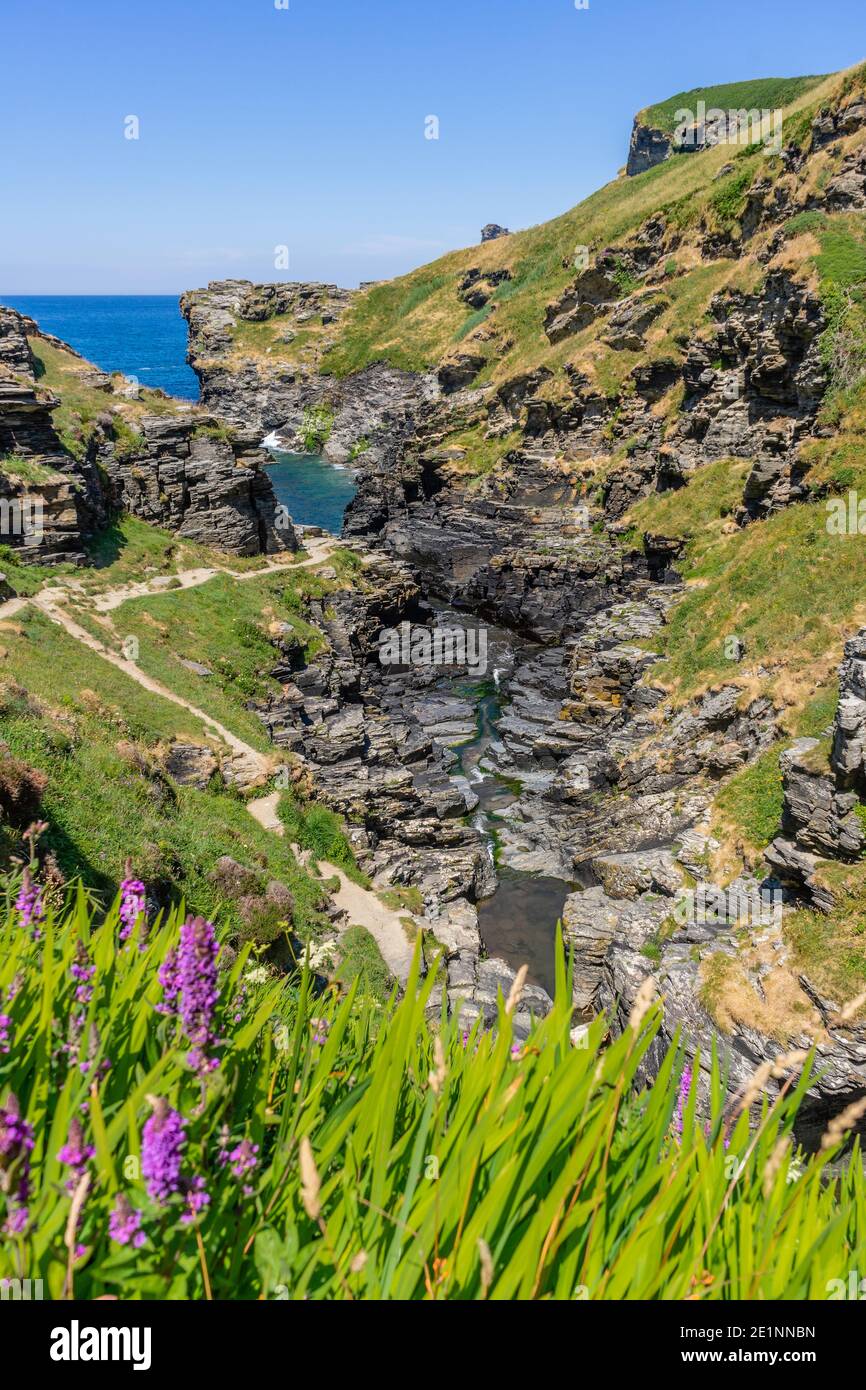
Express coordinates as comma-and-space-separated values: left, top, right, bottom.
164, 69, 866, 1139
5, 67, 866, 1136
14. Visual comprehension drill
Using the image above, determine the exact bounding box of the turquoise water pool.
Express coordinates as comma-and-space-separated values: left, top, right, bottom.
264, 449, 357, 535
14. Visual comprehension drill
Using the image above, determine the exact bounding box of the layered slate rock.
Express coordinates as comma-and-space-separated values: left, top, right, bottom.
0, 303, 295, 564
181, 279, 433, 469
766, 631, 866, 906
626, 121, 675, 175
102, 419, 296, 556
0, 309, 106, 563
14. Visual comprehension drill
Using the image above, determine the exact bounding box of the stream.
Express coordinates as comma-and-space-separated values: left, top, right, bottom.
437, 614, 572, 998
265, 449, 572, 997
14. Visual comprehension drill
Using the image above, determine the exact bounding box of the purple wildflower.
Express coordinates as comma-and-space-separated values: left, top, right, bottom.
70, 942, 95, 1005
57, 1117, 96, 1194
311, 1017, 330, 1046
0, 1094, 34, 1235
227, 1139, 259, 1196
232, 982, 247, 1025
15, 869, 43, 939
180, 1173, 211, 1225
157, 947, 180, 1016
0, 1015, 10, 1055
673, 1063, 694, 1139
141, 1099, 186, 1205
108, 1194, 146, 1248
175, 916, 221, 1073
119, 875, 147, 943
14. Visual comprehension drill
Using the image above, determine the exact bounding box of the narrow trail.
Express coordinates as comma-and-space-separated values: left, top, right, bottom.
1, 538, 416, 985
91, 535, 337, 612
0, 536, 336, 623
248, 793, 415, 984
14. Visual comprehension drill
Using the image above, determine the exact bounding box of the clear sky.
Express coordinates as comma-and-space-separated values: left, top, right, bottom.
1, 0, 864, 294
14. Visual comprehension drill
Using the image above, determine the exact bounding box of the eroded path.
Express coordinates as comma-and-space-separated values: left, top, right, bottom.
248, 793, 415, 983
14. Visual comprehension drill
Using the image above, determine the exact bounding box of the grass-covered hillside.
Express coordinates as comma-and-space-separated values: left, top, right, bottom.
311, 71, 848, 386
27, 335, 201, 462
0, 517, 370, 946
637, 75, 828, 133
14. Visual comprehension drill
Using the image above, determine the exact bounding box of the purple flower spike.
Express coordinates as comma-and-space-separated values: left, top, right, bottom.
673, 1062, 694, 1139
108, 1194, 146, 1248
15, 869, 44, 939
180, 1173, 211, 1225
177, 916, 221, 1073
119, 876, 147, 943
157, 948, 180, 1016
141, 1099, 186, 1205
57, 1116, 96, 1193
0, 1015, 11, 1055
0, 1094, 34, 1235
70, 942, 96, 1005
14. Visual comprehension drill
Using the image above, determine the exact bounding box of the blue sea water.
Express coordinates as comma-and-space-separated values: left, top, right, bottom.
1, 295, 200, 401
265, 450, 356, 536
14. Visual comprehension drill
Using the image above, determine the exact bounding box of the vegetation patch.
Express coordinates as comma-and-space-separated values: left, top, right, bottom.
638, 76, 828, 135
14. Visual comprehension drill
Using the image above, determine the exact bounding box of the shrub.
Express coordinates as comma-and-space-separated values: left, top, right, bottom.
299, 405, 335, 454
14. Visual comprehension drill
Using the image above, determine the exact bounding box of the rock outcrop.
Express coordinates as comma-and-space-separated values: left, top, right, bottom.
103, 419, 296, 556
0, 304, 295, 564
626, 120, 674, 176
0, 308, 106, 563
766, 632, 866, 906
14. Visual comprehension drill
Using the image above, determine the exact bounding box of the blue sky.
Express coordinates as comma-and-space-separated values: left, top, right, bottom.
1, 0, 864, 293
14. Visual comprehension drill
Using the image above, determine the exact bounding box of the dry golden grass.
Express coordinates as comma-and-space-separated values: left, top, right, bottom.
699, 942, 824, 1042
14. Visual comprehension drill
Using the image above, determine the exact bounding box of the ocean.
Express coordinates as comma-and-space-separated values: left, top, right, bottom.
2, 294, 200, 401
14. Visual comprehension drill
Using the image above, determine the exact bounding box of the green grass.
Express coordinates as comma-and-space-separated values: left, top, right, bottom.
0, 618, 326, 938
322, 270, 455, 376
0, 453, 64, 485
638, 495, 866, 700
786, 859, 866, 1008
708, 160, 760, 228
714, 747, 785, 852
436, 423, 523, 480
98, 572, 323, 751
623, 456, 749, 564
334, 925, 393, 1003
4, 909, 866, 1299
277, 796, 365, 884
79, 514, 277, 590
29, 337, 190, 461
638, 76, 828, 134
0, 543, 78, 595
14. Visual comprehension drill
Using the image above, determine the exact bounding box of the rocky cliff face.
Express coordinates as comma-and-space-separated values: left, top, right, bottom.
626, 120, 674, 176
0, 308, 106, 562
177, 71, 866, 1135
0, 306, 295, 567
180, 278, 435, 470
101, 419, 295, 556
